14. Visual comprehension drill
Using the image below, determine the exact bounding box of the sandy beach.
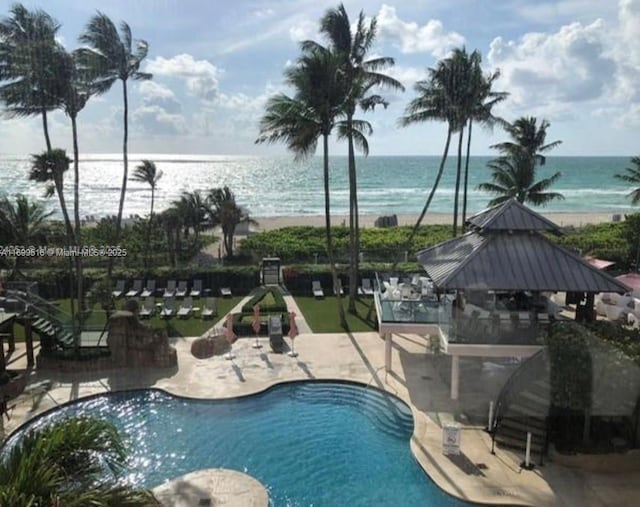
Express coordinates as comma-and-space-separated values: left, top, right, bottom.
250, 211, 621, 232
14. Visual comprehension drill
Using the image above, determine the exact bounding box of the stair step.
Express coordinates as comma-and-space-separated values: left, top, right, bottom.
497, 424, 546, 443
495, 433, 545, 453
507, 403, 547, 418
499, 416, 547, 433
519, 390, 550, 408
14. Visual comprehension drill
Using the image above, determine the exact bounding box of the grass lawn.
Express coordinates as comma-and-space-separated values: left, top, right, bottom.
295, 296, 377, 333
8, 297, 243, 340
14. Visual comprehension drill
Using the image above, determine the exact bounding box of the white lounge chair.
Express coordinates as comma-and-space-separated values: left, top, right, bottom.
176, 281, 188, 298
141, 280, 156, 298
312, 281, 324, 298
163, 280, 176, 298
220, 287, 232, 297
201, 297, 216, 319
190, 279, 202, 297
112, 280, 125, 298
177, 296, 193, 318
360, 279, 374, 296
126, 279, 143, 298
160, 297, 175, 318
139, 297, 155, 318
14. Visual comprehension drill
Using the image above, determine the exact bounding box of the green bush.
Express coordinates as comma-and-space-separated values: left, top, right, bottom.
231, 311, 290, 337
241, 286, 287, 313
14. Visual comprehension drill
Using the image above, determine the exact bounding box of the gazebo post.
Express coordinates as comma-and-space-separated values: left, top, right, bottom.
384, 333, 392, 373
585, 292, 595, 322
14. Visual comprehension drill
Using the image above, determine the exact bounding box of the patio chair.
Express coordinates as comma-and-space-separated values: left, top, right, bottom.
360, 278, 374, 296
201, 297, 217, 319
163, 280, 176, 298
141, 280, 156, 298
190, 279, 202, 297
312, 281, 324, 298
177, 296, 193, 318
269, 315, 284, 353
220, 287, 232, 297
126, 279, 143, 298
139, 297, 155, 318
176, 281, 188, 298
112, 280, 125, 299
160, 297, 175, 318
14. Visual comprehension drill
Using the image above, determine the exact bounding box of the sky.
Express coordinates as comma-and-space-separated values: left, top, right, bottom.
0, 0, 638, 157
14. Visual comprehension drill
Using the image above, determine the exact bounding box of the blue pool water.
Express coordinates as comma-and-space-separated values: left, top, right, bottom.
4, 382, 472, 506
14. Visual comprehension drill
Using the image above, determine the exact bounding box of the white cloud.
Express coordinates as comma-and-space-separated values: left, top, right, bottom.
145, 54, 221, 101
376, 4, 464, 57
289, 19, 318, 42
138, 81, 176, 100
132, 105, 188, 136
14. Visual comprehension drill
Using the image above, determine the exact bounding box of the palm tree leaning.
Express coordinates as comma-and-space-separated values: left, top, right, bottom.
78, 12, 152, 278
256, 45, 349, 328
309, 3, 404, 313
478, 116, 564, 206
0, 416, 157, 506
130, 160, 162, 268
0, 3, 64, 151
207, 186, 258, 258
0, 194, 52, 276
615, 156, 640, 204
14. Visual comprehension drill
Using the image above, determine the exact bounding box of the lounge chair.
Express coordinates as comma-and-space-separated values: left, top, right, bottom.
126, 279, 143, 298
160, 297, 175, 318
163, 280, 176, 298
176, 281, 188, 298
201, 297, 217, 319
141, 280, 156, 298
140, 297, 155, 318
360, 278, 374, 296
220, 287, 232, 298
312, 281, 324, 298
269, 315, 284, 353
190, 279, 202, 297
177, 296, 193, 318
112, 280, 125, 299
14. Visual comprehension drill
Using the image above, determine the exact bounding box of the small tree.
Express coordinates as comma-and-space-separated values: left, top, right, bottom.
207, 186, 257, 258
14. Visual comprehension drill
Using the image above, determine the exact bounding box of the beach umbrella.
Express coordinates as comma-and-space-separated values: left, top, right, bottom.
288, 311, 299, 358
584, 256, 615, 270
224, 313, 237, 360
252, 304, 262, 349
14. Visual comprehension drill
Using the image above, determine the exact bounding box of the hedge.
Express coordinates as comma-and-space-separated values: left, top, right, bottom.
241, 286, 287, 313
232, 311, 290, 337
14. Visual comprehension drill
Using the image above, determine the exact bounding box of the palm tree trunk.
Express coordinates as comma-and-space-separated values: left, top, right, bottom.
462, 119, 473, 232
71, 114, 83, 351
347, 113, 358, 314
146, 187, 155, 269
41, 109, 52, 152
109, 78, 129, 279
323, 134, 347, 329
392, 127, 453, 270
453, 126, 465, 237
54, 177, 76, 337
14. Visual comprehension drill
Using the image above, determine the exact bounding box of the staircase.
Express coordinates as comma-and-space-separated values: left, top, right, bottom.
491, 350, 551, 463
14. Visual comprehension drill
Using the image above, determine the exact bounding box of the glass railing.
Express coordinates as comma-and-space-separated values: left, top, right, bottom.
443, 313, 551, 346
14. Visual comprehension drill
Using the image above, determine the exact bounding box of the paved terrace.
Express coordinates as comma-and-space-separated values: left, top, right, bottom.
2, 329, 639, 506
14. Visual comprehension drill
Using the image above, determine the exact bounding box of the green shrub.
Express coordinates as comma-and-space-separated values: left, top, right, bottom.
241, 286, 287, 313
231, 311, 290, 337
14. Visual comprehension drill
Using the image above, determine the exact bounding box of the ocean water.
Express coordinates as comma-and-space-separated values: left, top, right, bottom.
0, 153, 634, 219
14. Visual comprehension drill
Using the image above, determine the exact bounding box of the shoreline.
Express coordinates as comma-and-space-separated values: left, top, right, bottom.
249, 211, 621, 232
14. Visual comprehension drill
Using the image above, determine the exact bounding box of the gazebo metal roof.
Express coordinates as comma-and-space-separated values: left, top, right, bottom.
467, 198, 562, 234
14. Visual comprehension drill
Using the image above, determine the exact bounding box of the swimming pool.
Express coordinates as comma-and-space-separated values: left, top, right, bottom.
5, 381, 472, 506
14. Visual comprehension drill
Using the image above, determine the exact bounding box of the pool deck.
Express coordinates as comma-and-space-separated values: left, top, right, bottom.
2, 328, 639, 506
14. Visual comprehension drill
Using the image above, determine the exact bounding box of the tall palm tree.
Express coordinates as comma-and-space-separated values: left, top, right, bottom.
0, 4, 64, 151
492, 116, 562, 163
461, 54, 508, 229
174, 190, 208, 241
615, 156, 640, 205
130, 159, 162, 267
478, 151, 564, 206
78, 12, 152, 277
256, 45, 349, 328
0, 194, 52, 275
0, 416, 157, 506
308, 3, 404, 312
207, 186, 257, 258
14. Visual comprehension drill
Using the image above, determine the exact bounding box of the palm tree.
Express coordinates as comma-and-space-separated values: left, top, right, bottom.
78, 12, 152, 277
0, 416, 157, 506
478, 151, 564, 206
207, 186, 257, 258
0, 4, 65, 151
256, 45, 349, 328
461, 54, 508, 229
174, 190, 208, 241
158, 207, 182, 267
479, 116, 563, 206
130, 159, 162, 267
615, 156, 640, 204
0, 194, 52, 275
309, 3, 404, 312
